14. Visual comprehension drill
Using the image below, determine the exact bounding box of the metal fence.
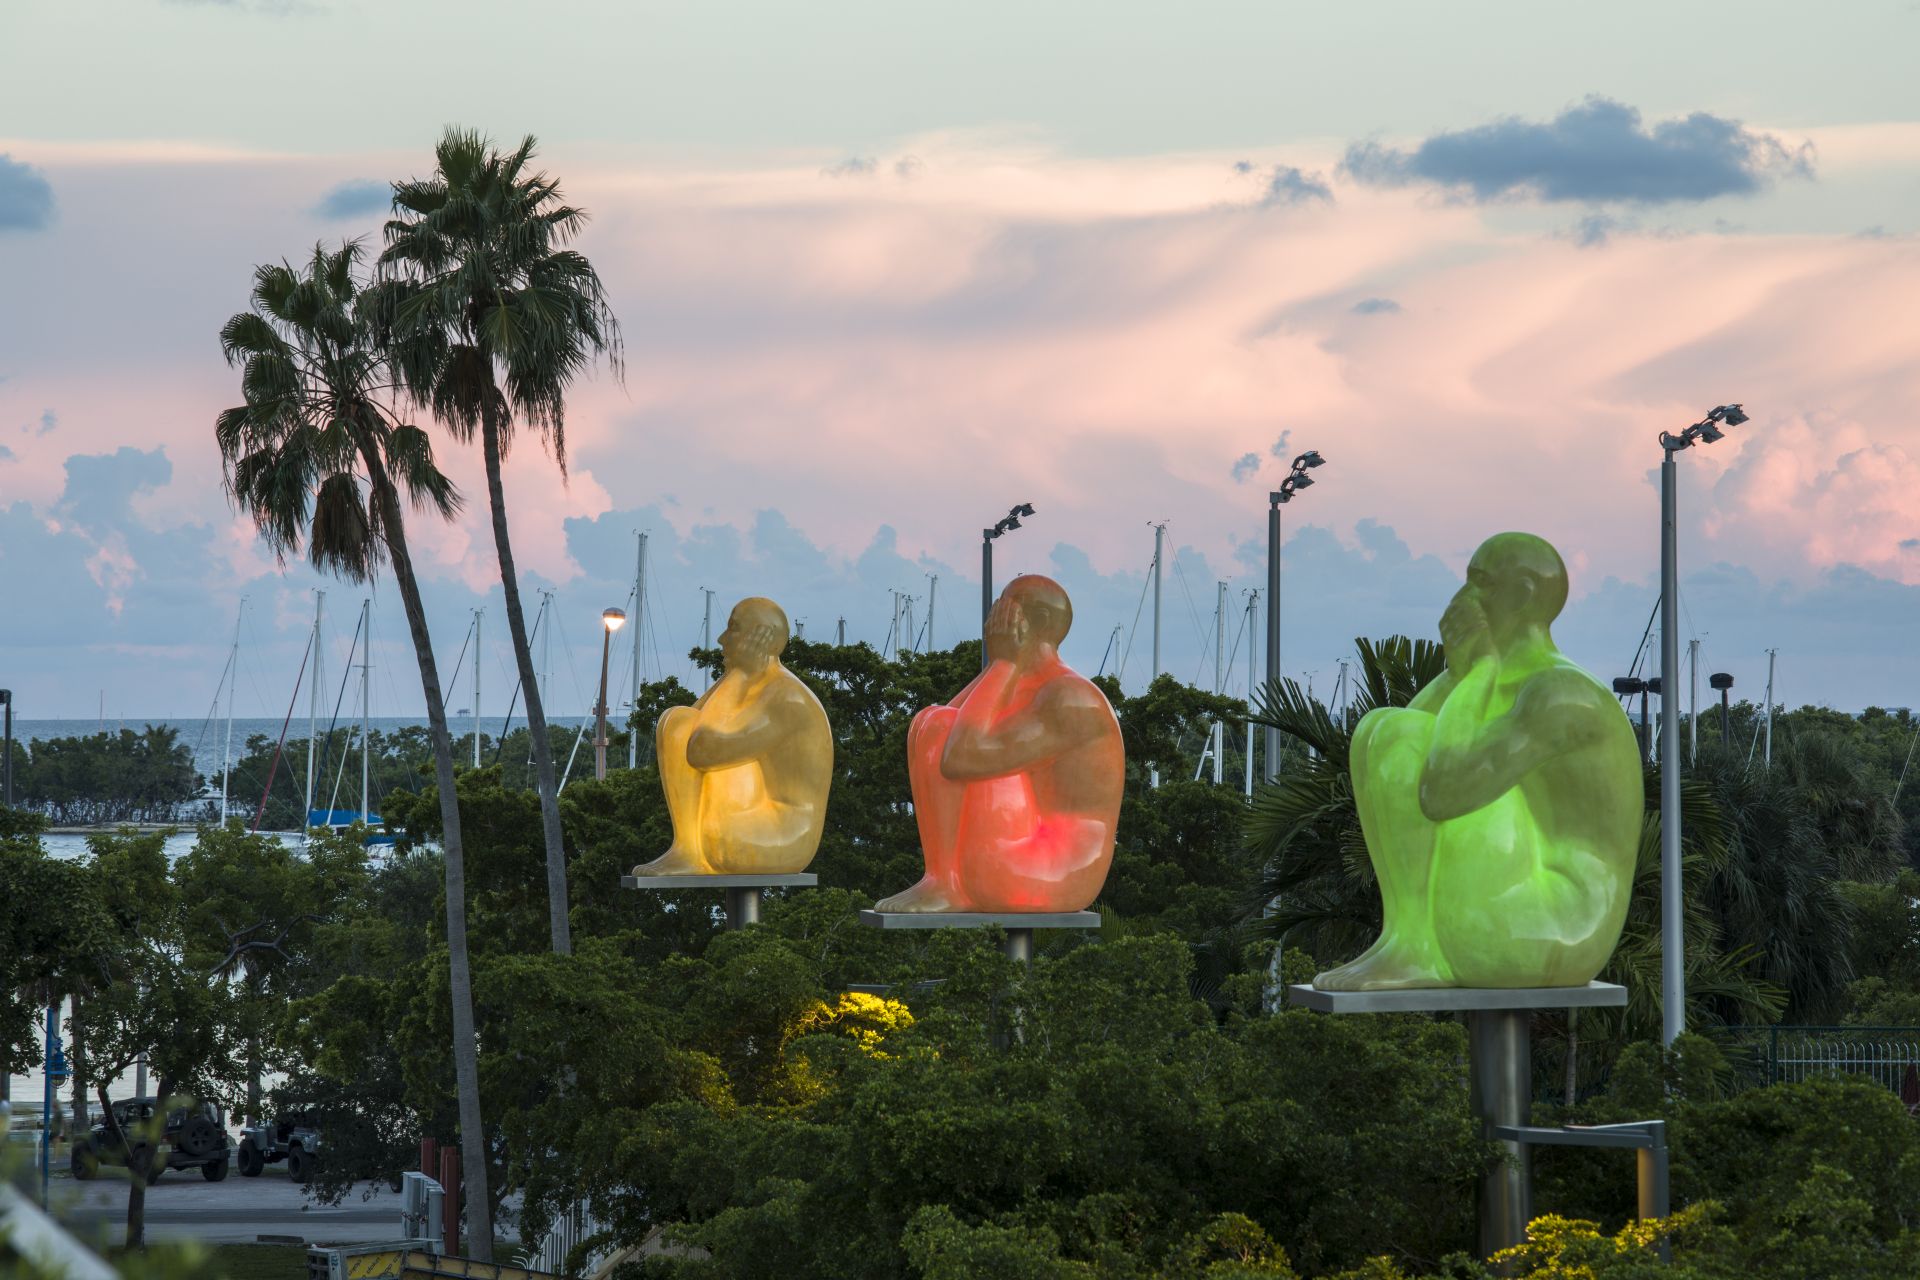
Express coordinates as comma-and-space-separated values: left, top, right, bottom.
527, 1201, 610, 1279
1714, 1027, 1920, 1105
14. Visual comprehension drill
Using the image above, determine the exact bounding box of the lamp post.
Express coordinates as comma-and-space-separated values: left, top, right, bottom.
1656, 403, 1747, 1047
595, 608, 626, 781
980, 503, 1035, 672
1710, 672, 1734, 750
1265, 450, 1326, 783
1611, 677, 1650, 762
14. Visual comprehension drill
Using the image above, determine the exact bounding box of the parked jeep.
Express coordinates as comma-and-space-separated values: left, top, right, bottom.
70, 1097, 231, 1183
237, 1110, 322, 1182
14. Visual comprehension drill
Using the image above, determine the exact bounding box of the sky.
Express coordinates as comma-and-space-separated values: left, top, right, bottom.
2, 0, 1918, 725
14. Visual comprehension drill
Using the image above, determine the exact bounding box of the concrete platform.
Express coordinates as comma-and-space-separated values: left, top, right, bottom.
859, 910, 1101, 930
1285, 981, 1628, 1014
621, 872, 818, 890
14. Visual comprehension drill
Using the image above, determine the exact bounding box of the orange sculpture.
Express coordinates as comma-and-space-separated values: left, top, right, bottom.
875, 575, 1124, 913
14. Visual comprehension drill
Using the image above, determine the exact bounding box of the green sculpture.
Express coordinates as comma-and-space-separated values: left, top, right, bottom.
1315, 533, 1643, 991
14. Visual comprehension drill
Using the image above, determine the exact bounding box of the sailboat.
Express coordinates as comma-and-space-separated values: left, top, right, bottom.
306, 597, 394, 846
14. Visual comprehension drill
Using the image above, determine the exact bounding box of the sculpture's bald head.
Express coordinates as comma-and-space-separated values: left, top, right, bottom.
1467, 533, 1568, 625
1003, 575, 1073, 647
720, 596, 790, 671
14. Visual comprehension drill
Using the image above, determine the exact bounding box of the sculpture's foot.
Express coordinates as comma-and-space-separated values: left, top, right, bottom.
631, 846, 712, 876
1313, 941, 1451, 991
874, 877, 964, 913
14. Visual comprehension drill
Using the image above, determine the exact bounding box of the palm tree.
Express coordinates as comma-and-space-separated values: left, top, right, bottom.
215, 242, 496, 1258
377, 127, 623, 960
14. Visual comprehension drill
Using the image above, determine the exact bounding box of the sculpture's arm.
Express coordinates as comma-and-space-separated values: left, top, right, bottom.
685, 694, 794, 770
1418, 663, 1605, 821
940, 678, 1101, 782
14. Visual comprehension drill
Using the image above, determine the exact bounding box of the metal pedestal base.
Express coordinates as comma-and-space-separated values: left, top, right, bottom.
1468, 1009, 1532, 1258
1288, 981, 1628, 1259
621, 872, 817, 931
858, 909, 1100, 965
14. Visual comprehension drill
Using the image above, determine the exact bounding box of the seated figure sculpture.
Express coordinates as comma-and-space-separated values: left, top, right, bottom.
876, 575, 1124, 914
1315, 533, 1642, 991
632, 597, 832, 877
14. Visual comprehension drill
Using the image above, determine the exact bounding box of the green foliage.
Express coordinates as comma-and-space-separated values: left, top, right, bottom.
8, 726, 199, 825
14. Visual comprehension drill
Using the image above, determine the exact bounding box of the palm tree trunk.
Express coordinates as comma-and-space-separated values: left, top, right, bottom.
367, 460, 495, 1261
479, 417, 571, 957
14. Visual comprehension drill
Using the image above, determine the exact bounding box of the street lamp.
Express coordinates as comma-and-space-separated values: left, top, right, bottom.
595, 608, 626, 781
1656, 403, 1747, 1047
1709, 672, 1734, 750
1611, 676, 1651, 762
981, 503, 1035, 672
1265, 450, 1326, 783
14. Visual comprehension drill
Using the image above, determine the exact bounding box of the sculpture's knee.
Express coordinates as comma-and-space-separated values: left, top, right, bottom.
1352, 707, 1432, 793
657, 705, 697, 753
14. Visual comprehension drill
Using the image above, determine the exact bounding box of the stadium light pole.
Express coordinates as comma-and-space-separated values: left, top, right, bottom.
981, 504, 1035, 672
1265, 451, 1325, 783
1657, 403, 1748, 1047
595, 608, 626, 781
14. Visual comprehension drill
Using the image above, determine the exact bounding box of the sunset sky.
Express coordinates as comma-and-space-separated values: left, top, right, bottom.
3, 1, 1918, 725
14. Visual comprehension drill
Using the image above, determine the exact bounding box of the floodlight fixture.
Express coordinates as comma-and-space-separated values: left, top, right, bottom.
1612, 677, 1647, 695
1709, 672, 1734, 691
1297, 450, 1326, 469
602, 607, 627, 632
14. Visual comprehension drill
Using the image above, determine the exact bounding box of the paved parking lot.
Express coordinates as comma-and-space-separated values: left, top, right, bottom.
44, 1163, 409, 1246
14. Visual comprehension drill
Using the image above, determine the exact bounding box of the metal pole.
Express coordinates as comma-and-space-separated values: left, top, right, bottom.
472, 608, 482, 768
701, 589, 715, 690
1763, 649, 1777, 767
595, 625, 612, 782
980, 532, 993, 673
221, 600, 242, 824
1213, 581, 1226, 784
1688, 639, 1699, 764
837, 617, 846, 646
2, 689, 11, 809
361, 599, 370, 818
1150, 523, 1164, 682
927, 574, 937, 651
1004, 928, 1033, 965
1659, 449, 1684, 1047
1244, 592, 1257, 798
632, 533, 647, 769
41, 1003, 54, 1208
1721, 687, 1731, 750
1468, 1009, 1533, 1257
306, 591, 322, 826
724, 887, 761, 929
1265, 494, 1282, 783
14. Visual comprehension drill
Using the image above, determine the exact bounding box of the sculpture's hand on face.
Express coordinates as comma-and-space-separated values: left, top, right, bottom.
985, 595, 1030, 663
1439, 590, 1494, 674
744, 623, 783, 665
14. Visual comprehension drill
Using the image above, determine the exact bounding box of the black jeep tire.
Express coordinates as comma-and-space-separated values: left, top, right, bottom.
237, 1137, 264, 1177
202, 1158, 229, 1182
177, 1115, 223, 1159
70, 1141, 99, 1181
287, 1146, 311, 1184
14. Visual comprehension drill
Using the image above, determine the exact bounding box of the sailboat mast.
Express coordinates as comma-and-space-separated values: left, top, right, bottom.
220, 597, 244, 825
631, 531, 646, 769
472, 608, 483, 768
360, 598, 371, 817
306, 590, 323, 832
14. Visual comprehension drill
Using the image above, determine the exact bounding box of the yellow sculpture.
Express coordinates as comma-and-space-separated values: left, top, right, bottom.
632, 597, 833, 876
876, 575, 1125, 914
1315, 533, 1642, 991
